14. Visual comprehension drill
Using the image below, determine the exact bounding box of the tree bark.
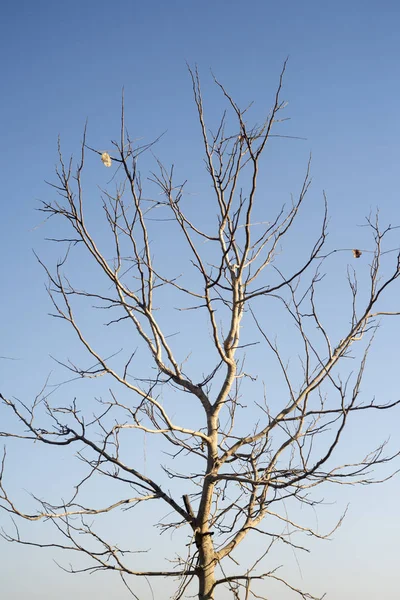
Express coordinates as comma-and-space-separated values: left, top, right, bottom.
197, 532, 216, 600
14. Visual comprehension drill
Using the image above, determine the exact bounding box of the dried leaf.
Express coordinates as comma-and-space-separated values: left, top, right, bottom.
352, 249, 362, 258
101, 152, 112, 168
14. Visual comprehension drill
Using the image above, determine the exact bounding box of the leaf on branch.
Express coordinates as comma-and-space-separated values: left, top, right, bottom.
352, 249, 362, 258
101, 152, 112, 167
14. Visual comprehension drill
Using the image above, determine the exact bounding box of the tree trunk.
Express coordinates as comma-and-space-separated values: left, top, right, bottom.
197, 533, 216, 600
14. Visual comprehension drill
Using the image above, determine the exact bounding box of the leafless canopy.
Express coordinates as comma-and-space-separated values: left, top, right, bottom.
1, 63, 400, 600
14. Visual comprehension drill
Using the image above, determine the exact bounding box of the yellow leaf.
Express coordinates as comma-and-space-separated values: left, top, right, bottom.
101, 152, 112, 167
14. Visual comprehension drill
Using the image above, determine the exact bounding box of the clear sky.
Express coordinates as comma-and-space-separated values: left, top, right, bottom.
1, 1, 400, 599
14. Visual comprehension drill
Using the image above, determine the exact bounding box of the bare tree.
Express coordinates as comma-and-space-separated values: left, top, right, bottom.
1, 63, 400, 600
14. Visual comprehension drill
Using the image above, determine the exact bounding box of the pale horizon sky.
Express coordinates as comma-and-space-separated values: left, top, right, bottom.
1, 1, 400, 598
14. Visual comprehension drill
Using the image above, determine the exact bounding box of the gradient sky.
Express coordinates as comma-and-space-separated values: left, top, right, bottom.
1, 1, 400, 599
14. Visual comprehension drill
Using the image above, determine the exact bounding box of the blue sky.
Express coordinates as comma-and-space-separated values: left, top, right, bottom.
1, 1, 400, 598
